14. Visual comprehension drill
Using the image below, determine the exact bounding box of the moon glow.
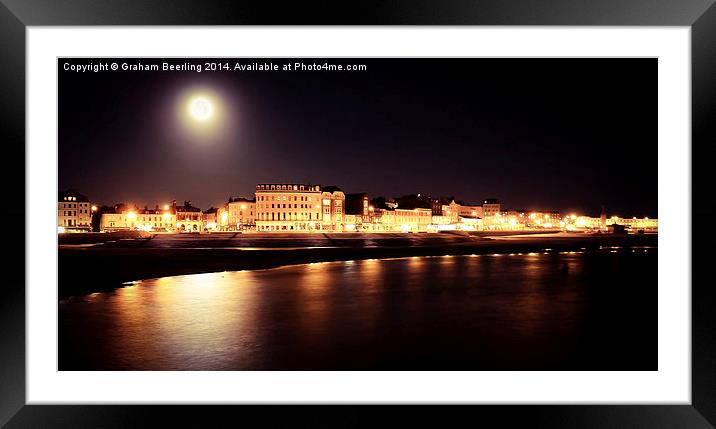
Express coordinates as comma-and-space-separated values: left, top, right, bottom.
189, 97, 213, 121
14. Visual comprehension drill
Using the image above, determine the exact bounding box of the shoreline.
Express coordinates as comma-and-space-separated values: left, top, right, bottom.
58, 233, 657, 299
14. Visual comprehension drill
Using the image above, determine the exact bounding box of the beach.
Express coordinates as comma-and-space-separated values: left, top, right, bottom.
58, 231, 657, 299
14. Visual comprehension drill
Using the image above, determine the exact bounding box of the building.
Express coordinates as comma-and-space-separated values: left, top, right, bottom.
224, 197, 256, 230
99, 203, 176, 232
374, 209, 395, 231
134, 205, 176, 231
217, 205, 229, 230
58, 189, 93, 232
431, 197, 450, 216
100, 212, 126, 231
457, 216, 483, 231
346, 192, 378, 231
176, 200, 202, 232
255, 183, 323, 231
321, 186, 345, 231
600, 206, 607, 231
202, 208, 218, 231
343, 214, 359, 231
346, 193, 372, 222
606, 216, 658, 232
382, 208, 432, 232
524, 210, 558, 228
562, 214, 658, 233
457, 203, 484, 220
430, 200, 460, 227
443, 200, 461, 224
566, 215, 601, 231
482, 198, 501, 217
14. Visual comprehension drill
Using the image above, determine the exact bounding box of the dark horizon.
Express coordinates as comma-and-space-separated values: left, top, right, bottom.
59, 58, 657, 217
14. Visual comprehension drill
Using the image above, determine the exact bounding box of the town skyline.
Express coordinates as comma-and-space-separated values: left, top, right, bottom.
59, 181, 654, 220
60, 58, 657, 217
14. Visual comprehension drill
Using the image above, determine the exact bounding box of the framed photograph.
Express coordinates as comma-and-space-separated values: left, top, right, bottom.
3, 1, 714, 427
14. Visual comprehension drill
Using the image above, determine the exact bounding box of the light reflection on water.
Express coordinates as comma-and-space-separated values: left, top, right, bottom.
59, 250, 657, 371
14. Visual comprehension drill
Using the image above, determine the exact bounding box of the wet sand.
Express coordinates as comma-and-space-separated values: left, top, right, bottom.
58, 232, 657, 299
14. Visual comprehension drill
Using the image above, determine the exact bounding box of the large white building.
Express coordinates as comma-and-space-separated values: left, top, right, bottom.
58, 190, 92, 232
255, 183, 324, 231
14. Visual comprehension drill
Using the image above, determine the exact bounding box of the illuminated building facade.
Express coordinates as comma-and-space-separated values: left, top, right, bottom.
483, 212, 526, 231
255, 183, 323, 231
58, 190, 92, 232
176, 200, 203, 232
100, 212, 128, 231
607, 216, 658, 231
457, 203, 483, 220
225, 197, 256, 230
431, 198, 447, 216
525, 211, 557, 228
135, 206, 176, 231
81, 181, 658, 235
482, 198, 501, 217
217, 206, 229, 230
321, 186, 345, 231
346, 193, 372, 222
202, 208, 218, 231
343, 214, 359, 231
457, 216, 483, 231
345, 193, 377, 231
389, 208, 432, 232
562, 214, 658, 232
100, 203, 176, 232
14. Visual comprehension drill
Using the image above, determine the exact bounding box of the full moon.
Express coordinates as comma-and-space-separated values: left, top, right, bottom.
189, 97, 213, 121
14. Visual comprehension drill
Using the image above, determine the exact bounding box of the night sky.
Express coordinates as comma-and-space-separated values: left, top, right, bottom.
59, 58, 656, 217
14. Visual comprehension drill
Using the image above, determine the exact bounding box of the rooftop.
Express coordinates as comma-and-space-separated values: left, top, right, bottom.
256, 184, 322, 192
58, 189, 89, 203
321, 185, 343, 193
228, 196, 256, 203
177, 201, 202, 212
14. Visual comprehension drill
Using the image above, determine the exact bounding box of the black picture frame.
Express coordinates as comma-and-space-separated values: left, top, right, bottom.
2, 1, 714, 427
